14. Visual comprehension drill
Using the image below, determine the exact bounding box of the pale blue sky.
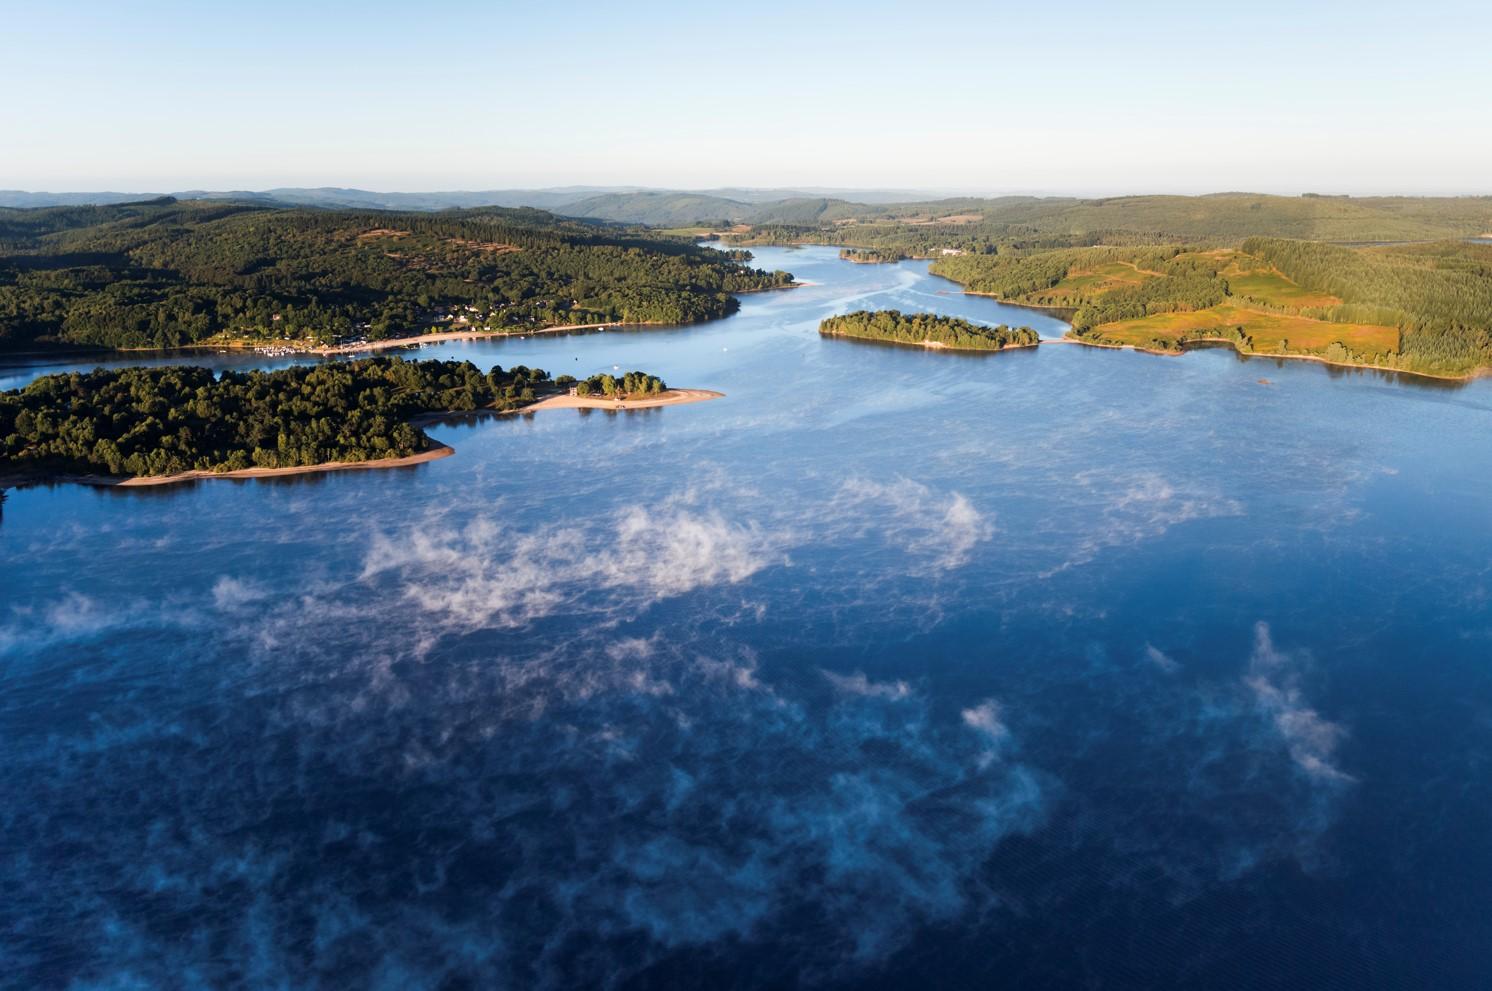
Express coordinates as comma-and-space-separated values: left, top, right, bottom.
4, 0, 1490, 194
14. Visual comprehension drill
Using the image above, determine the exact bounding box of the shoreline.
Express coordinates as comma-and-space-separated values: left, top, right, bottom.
111, 444, 456, 487
937, 272, 1482, 382
1, 443, 458, 490
1055, 334, 1486, 383
732, 282, 805, 294
511, 388, 724, 412
47, 284, 804, 362
9, 389, 723, 491
955, 289, 1080, 320
307, 320, 676, 356
820, 331, 1040, 355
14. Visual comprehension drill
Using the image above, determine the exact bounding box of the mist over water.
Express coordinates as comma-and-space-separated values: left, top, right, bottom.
4, 247, 1492, 988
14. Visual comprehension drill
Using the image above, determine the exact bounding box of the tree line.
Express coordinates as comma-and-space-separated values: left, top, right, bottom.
573, 371, 667, 398
1242, 237, 1492, 375
819, 310, 1039, 351
0, 199, 794, 352
0, 356, 608, 479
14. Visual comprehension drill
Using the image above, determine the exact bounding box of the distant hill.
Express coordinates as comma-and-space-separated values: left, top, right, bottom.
0, 185, 945, 213
744, 194, 1492, 244
0, 190, 165, 208
0, 187, 648, 212
555, 192, 756, 226
5, 189, 1491, 241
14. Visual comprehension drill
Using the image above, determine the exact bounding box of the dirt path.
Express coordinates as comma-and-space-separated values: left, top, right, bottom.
1118, 260, 1166, 278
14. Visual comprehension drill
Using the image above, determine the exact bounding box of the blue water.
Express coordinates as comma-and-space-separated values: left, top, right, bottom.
3, 247, 1491, 989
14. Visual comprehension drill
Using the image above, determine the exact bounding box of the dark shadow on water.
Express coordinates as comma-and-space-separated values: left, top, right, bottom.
1182, 340, 1472, 392
820, 335, 1044, 362
89, 458, 448, 498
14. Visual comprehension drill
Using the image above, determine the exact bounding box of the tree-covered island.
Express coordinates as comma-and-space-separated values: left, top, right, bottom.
819, 310, 1040, 351
0, 357, 677, 483
839, 248, 907, 264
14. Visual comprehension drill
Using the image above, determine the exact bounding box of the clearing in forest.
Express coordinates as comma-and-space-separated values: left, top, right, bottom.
1091, 303, 1398, 354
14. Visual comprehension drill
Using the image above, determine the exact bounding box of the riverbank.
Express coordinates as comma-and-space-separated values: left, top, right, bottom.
59, 285, 803, 362
820, 331, 1041, 355
114, 444, 456, 487
732, 282, 806, 294
309, 321, 675, 356
0, 444, 457, 490
955, 290, 1079, 321
516, 388, 724, 412
1054, 335, 1486, 383
6, 388, 723, 490
944, 273, 1484, 382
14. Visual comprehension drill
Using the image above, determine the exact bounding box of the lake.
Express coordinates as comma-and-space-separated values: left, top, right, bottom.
3, 246, 1491, 989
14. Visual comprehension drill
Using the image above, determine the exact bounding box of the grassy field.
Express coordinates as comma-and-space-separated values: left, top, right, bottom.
1213, 251, 1341, 308
655, 226, 716, 238
964, 246, 1349, 312
1023, 261, 1159, 305
1088, 303, 1399, 354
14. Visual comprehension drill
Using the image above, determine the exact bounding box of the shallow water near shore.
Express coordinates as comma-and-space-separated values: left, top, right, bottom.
4, 246, 1492, 988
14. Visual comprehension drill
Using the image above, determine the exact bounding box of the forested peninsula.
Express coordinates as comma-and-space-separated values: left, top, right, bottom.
0, 357, 679, 485
928, 240, 1492, 377
705, 194, 1492, 379
820, 310, 1039, 351
0, 198, 793, 354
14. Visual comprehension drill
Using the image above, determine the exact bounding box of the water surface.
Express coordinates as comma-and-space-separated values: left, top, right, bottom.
3, 247, 1491, 989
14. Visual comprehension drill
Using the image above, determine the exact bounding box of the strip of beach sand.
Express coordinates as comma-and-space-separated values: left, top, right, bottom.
58, 389, 723, 488
309, 321, 671, 356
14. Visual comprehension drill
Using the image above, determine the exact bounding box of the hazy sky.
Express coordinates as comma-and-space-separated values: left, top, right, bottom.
5, 0, 1490, 195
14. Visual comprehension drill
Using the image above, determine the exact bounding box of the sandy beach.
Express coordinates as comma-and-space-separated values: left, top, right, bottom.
516, 388, 724, 412
51, 389, 723, 489
307, 285, 803, 356
106, 444, 456, 487
821, 331, 1040, 354
309, 321, 673, 356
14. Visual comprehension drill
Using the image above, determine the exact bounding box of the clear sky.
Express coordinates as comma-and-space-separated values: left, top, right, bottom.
5, 0, 1490, 195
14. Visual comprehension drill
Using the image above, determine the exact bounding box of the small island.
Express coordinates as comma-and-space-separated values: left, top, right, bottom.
839, 248, 907, 264
819, 310, 1040, 352
0, 358, 709, 487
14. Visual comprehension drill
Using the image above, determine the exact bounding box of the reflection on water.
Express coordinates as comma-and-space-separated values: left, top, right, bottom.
3, 246, 1492, 989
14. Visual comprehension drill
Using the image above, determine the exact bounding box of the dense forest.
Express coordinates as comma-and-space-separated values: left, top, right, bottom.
0, 199, 793, 353
537, 190, 1492, 242
721, 197, 1492, 376
0, 357, 589, 479
717, 194, 1492, 256
820, 310, 1039, 351
16, 189, 1491, 246
934, 249, 1097, 298
1241, 238, 1492, 374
